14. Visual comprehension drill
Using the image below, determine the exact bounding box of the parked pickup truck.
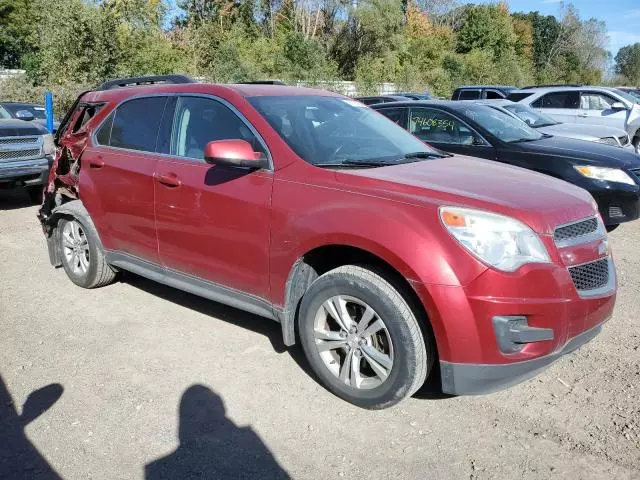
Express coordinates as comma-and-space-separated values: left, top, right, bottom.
0, 118, 55, 202
39, 75, 616, 409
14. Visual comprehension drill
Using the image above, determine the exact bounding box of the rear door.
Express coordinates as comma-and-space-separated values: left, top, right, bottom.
80, 96, 168, 263
154, 95, 273, 298
531, 91, 579, 123
577, 91, 628, 130
407, 107, 497, 159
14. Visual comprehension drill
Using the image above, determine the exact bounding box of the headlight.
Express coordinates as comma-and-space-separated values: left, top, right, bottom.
596, 137, 619, 147
574, 166, 636, 186
43, 134, 56, 156
439, 207, 550, 272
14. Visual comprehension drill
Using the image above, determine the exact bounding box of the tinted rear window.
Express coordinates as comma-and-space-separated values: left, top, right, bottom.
109, 97, 167, 152
506, 92, 534, 102
458, 90, 481, 100
532, 91, 580, 109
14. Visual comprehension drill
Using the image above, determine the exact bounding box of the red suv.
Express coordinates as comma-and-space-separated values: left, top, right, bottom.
39, 76, 616, 409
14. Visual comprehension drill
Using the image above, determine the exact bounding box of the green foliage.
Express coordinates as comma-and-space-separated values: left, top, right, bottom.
0, 0, 616, 104
615, 43, 640, 85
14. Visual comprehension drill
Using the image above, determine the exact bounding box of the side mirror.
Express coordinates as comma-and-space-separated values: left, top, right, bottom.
611, 102, 628, 111
15, 109, 35, 121
204, 140, 268, 169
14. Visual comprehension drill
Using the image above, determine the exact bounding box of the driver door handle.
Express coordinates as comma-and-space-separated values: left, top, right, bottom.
88, 158, 104, 169
154, 173, 182, 188
578, 112, 588, 117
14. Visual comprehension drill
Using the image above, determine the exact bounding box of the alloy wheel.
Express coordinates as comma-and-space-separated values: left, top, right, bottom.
62, 220, 90, 276
313, 295, 394, 390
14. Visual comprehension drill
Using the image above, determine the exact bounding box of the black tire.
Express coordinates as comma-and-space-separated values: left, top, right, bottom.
25, 185, 43, 204
58, 217, 116, 288
298, 265, 433, 409
606, 224, 619, 233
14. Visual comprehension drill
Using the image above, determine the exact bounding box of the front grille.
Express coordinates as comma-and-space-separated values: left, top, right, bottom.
554, 217, 599, 243
0, 137, 39, 145
569, 259, 609, 291
0, 148, 41, 161
619, 135, 630, 146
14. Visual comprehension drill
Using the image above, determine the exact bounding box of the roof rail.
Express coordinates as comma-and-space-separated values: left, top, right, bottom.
521, 83, 584, 89
237, 80, 286, 85
97, 74, 195, 91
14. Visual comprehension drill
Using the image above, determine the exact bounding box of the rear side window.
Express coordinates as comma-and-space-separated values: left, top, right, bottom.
532, 91, 579, 109
109, 97, 168, 152
485, 90, 504, 99
376, 107, 407, 128
73, 104, 103, 133
507, 92, 534, 102
458, 90, 481, 100
95, 113, 114, 145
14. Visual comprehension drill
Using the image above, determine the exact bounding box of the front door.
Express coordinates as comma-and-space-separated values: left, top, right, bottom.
80, 96, 168, 263
154, 95, 273, 298
407, 107, 497, 160
577, 91, 628, 130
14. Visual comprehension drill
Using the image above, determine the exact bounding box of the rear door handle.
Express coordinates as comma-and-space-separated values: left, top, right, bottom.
154, 173, 182, 188
578, 113, 588, 117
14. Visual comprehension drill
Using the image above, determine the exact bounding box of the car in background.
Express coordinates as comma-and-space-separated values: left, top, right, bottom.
0, 101, 60, 132
395, 92, 432, 100
451, 86, 518, 101
0, 115, 56, 202
372, 100, 640, 230
617, 87, 640, 102
470, 99, 633, 150
39, 75, 616, 409
506, 86, 640, 153
354, 95, 415, 105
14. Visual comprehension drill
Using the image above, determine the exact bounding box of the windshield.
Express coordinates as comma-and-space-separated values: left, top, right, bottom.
248, 96, 442, 167
615, 89, 640, 103
3, 103, 48, 120
461, 105, 544, 142
501, 103, 559, 128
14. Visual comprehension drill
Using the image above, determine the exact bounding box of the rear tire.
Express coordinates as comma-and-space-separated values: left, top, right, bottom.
58, 217, 116, 288
298, 265, 432, 409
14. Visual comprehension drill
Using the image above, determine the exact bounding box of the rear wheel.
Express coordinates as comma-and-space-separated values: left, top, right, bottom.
298, 265, 432, 409
58, 217, 116, 288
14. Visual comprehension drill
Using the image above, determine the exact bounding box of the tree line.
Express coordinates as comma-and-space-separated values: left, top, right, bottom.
0, 0, 637, 112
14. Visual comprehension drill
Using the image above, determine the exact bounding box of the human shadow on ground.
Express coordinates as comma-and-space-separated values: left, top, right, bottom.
0, 375, 64, 479
145, 384, 290, 480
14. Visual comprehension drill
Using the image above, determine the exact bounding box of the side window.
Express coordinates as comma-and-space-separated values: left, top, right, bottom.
95, 112, 114, 145
580, 92, 616, 110
376, 107, 407, 128
409, 108, 477, 145
459, 90, 481, 100
534, 91, 579, 109
110, 97, 167, 152
485, 90, 503, 99
171, 96, 265, 161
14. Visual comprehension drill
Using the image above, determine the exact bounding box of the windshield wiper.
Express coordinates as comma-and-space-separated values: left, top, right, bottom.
315, 160, 392, 168
508, 137, 542, 143
402, 151, 452, 159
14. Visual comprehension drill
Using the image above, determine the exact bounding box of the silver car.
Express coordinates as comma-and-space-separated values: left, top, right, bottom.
468, 99, 635, 151
508, 86, 640, 153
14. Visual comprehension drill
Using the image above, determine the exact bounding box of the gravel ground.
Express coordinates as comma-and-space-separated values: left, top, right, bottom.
1, 188, 639, 480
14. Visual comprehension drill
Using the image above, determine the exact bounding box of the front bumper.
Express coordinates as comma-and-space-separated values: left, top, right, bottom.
590, 187, 640, 225
0, 157, 50, 185
440, 320, 606, 395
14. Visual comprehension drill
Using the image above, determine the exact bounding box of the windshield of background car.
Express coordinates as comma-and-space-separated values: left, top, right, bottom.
248, 96, 441, 166
3, 103, 48, 120
0, 105, 11, 119
502, 104, 558, 127
459, 105, 543, 142
612, 89, 639, 104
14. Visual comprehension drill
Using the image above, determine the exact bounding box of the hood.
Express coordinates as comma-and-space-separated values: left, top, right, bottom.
0, 119, 48, 137
337, 155, 597, 234
538, 122, 628, 141
513, 135, 640, 168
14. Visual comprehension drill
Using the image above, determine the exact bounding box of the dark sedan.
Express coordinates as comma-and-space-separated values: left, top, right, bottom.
373, 100, 640, 229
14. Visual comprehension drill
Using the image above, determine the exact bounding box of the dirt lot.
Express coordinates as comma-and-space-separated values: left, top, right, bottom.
1, 188, 639, 480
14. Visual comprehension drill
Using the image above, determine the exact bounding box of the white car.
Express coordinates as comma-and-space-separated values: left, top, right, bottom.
469, 99, 634, 150
508, 86, 640, 153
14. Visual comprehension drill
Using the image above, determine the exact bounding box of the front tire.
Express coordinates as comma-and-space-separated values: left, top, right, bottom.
58, 217, 116, 288
298, 265, 432, 409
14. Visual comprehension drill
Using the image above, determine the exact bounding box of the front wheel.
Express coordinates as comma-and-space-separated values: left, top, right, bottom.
298, 265, 433, 409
